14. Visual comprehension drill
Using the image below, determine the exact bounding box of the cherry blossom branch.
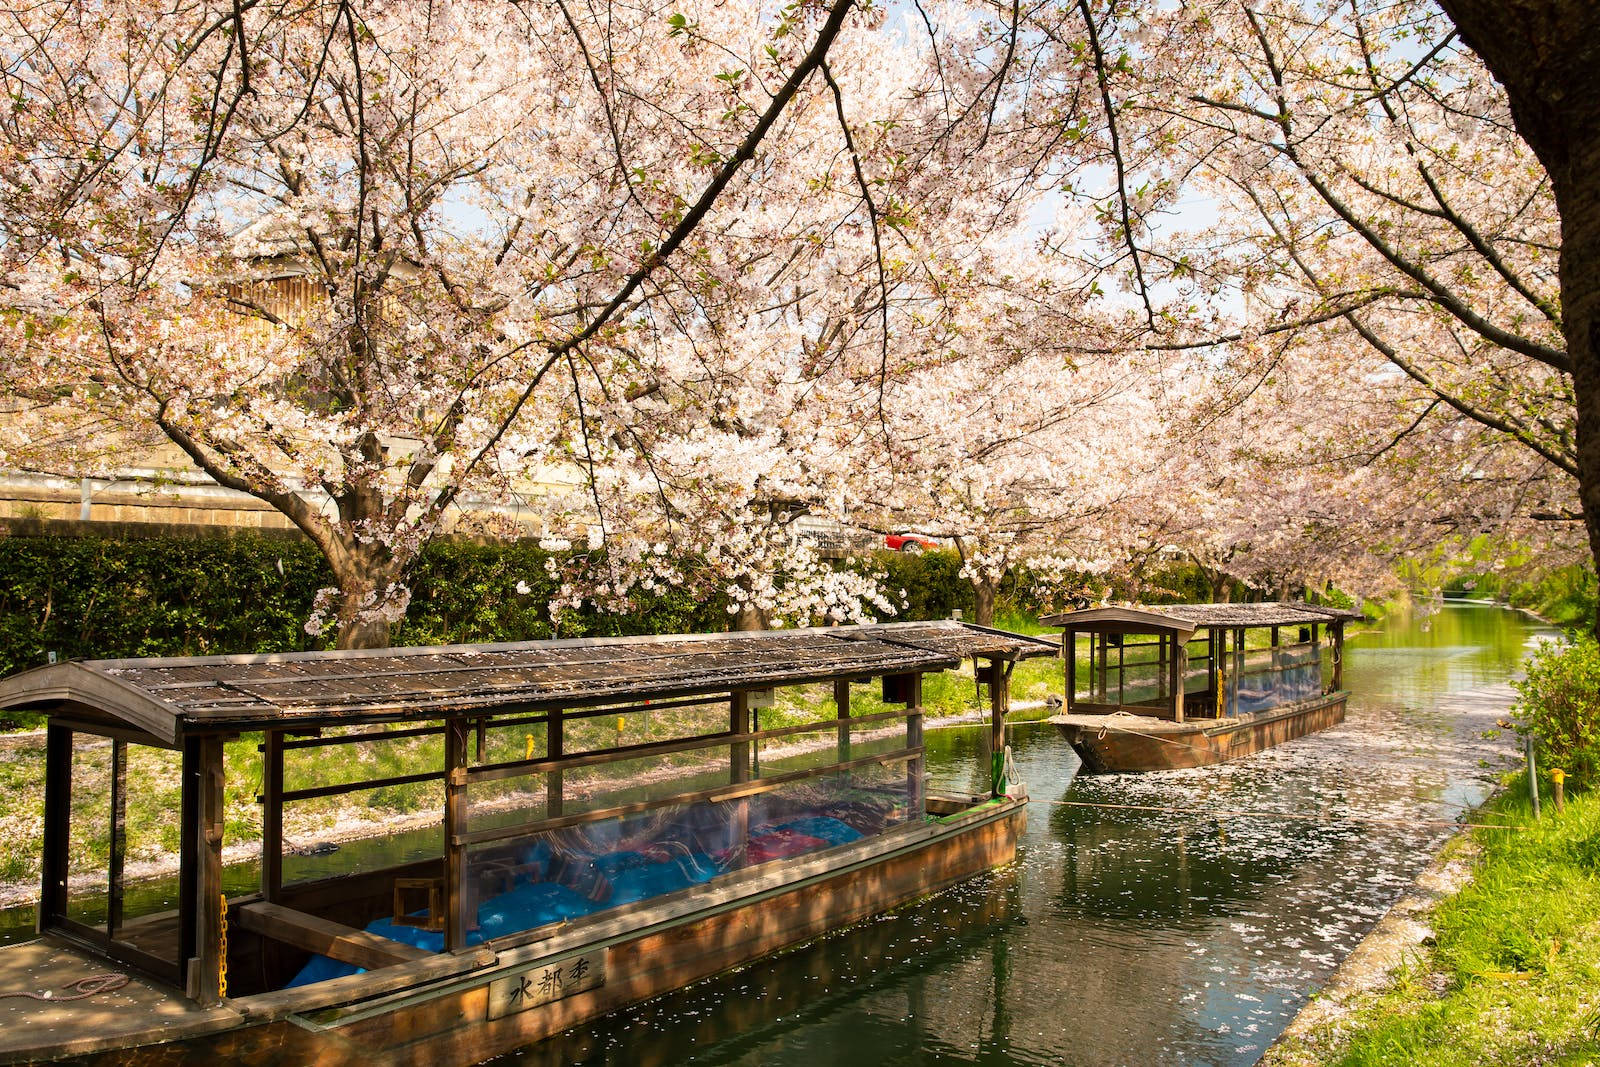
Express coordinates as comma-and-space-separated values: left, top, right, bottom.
1080, 0, 1156, 330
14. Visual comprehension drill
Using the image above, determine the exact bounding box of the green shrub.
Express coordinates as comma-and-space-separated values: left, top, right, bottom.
0, 533, 734, 679
1513, 634, 1600, 788
858, 548, 973, 621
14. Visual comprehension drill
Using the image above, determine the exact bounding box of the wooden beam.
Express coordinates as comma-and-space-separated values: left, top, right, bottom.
729, 691, 751, 868
988, 658, 1008, 795
261, 730, 284, 902
185, 735, 225, 1005
278, 768, 445, 803
237, 901, 431, 971
1169, 633, 1184, 724
39, 724, 71, 930
1331, 621, 1345, 691
443, 716, 470, 953
108, 739, 127, 936
463, 709, 912, 786
907, 673, 924, 814
1064, 630, 1077, 714
546, 708, 564, 818
834, 678, 851, 761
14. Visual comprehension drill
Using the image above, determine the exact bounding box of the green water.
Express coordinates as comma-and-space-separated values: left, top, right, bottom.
494, 601, 1550, 1066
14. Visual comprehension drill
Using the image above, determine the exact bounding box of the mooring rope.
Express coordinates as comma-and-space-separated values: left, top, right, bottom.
0, 972, 130, 1002
1032, 797, 1523, 831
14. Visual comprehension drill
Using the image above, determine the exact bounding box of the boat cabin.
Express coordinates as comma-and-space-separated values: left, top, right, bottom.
1042, 601, 1359, 723
0, 620, 1052, 1063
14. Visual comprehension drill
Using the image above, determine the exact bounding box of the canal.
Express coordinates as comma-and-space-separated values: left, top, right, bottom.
496, 601, 1551, 1066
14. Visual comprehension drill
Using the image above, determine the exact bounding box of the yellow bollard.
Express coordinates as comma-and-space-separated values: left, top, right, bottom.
616, 716, 626, 737
1552, 768, 1566, 814
525, 734, 535, 761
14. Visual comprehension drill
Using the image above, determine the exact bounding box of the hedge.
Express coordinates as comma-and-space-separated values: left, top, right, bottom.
0, 533, 994, 680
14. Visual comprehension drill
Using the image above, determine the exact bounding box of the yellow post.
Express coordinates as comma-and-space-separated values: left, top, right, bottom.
1552, 768, 1566, 813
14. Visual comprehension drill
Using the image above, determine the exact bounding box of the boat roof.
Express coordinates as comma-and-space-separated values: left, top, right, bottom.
0, 621, 1055, 745
1039, 601, 1362, 642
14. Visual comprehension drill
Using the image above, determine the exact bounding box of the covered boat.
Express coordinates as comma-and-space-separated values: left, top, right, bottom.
0, 620, 1055, 1065
1043, 602, 1361, 773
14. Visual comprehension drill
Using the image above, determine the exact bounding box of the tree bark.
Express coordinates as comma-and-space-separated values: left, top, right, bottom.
972, 576, 998, 626
732, 603, 770, 631
1437, 0, 1600, 629
323, 533, 404, 650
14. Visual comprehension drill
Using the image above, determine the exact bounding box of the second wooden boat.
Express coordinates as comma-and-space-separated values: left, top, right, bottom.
1042, 602, 1361, 774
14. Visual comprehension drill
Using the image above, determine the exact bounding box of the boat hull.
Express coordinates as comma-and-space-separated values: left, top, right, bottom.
1050, 692, 1348, 774
34, 799, 1024, 1066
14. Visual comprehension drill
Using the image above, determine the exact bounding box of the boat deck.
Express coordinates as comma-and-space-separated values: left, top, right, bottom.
0, 938, 241, 1062
1049, 712, 1239, 733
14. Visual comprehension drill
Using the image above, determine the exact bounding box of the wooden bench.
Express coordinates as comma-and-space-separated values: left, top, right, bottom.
237, 901, 432, 971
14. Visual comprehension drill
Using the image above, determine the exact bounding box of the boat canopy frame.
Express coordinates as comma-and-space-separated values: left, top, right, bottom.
0, 621, 1055, 1008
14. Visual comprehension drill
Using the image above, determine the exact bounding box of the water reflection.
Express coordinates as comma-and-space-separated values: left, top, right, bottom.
496, 602, 1547, 1066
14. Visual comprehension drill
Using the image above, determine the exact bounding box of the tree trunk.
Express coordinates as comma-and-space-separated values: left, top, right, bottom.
972, 576, 998, 626
325, 539, 405, 650
1438, 0, 1600, 629
732, 603, 769, 631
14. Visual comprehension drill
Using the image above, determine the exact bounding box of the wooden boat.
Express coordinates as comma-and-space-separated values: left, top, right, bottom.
1043, 602, 1361, 774
0, 620, 1056, 1065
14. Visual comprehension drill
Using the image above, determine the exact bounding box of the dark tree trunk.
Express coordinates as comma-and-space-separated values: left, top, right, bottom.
1438, 0, 1600, 629
972, 576, 998, 626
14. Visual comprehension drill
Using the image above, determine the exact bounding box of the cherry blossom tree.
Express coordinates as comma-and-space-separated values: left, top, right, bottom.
0, 0, 875, 646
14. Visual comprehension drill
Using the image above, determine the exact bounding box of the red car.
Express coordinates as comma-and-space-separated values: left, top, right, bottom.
885, 533, 939, 554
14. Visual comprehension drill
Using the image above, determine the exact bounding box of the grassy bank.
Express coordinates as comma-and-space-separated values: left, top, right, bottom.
1273, 779, 1600, 1065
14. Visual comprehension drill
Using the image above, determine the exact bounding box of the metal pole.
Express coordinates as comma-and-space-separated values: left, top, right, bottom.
1525, 734, 1540, 818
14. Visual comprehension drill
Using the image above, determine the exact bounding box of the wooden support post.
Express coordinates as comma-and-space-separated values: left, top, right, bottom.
39, 724, 71, 931
185, 735, 225, 1006
108, 739, 127, 937
475, 717, 488, 763
1525, 734, 1541, 818
907, 673, 925, 815
834, 678, 851, 761
1169, 634, 1184, 724
546, 709, 564, 818
444, 716, 470, 952
262, 730, 284, 902
1097, 633, 1108, 702
1331, 621, 1345, 691
1064, 629, 1077, 713
1116, 635, 1125, 706
1234, 628, 1246, 713
1212, 628, 1226, 718
729, 692, 751, 868
988, 657, 1008, 796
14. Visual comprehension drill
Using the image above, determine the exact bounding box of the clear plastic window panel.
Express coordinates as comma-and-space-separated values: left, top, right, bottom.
1230, 642, 1322, 715
450, 762, 920, 947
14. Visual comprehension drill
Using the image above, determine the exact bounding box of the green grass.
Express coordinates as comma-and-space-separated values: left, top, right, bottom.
1280, 779, 1600, 1066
